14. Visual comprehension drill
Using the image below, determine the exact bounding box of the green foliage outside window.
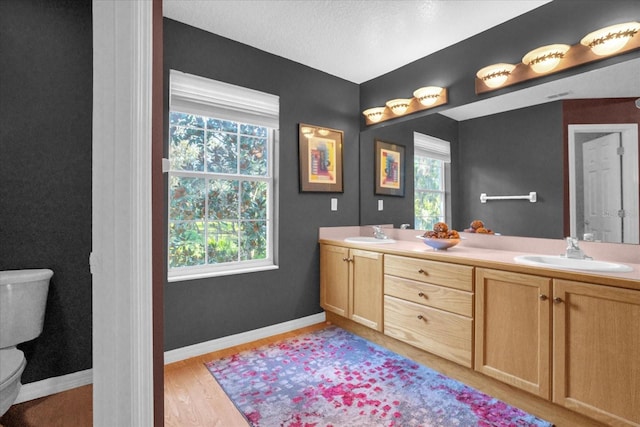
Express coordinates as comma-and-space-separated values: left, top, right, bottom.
414, 156, 445, 231
169, 112, 271, 269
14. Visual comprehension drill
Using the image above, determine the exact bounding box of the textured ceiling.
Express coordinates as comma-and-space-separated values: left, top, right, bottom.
163, 0, 550, 84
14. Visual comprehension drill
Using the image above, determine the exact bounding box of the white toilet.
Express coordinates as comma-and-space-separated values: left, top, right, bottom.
0, 269, 52, 416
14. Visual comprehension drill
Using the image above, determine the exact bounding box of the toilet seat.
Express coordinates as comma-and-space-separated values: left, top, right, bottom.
0, 347, 26, 387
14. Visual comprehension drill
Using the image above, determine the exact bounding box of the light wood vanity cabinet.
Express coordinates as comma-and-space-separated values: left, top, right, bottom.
475, 268, 552, 398
553, 279, 640, 427
476, 268, 640, 427
320, 239, 639, 426
383, 255, 474, 368
320, 244, 383, 331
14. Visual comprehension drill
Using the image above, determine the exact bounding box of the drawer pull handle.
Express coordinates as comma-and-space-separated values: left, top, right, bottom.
418, 292, 426, 298
417, 314, 426, 321
539, 294, 548, 301
553, 297, 563, 304
418, 269, 428, 275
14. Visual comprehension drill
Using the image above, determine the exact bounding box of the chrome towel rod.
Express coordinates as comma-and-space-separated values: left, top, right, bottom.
480, 192, 537, 203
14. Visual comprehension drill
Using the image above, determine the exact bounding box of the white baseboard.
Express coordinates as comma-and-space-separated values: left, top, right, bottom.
11, 313, 326, 403
15, 369, 93, 404
164, 312, 327, 364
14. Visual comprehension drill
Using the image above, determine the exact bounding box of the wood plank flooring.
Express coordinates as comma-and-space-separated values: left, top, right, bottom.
1, 319, 607, 427
0, 384, 93, 427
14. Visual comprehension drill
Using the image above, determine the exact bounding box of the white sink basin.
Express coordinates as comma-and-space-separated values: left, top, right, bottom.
344, 237, 397, 244
514, 255, 632, 273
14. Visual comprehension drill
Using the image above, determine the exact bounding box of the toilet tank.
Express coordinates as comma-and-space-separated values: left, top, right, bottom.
0, 269, 52, 348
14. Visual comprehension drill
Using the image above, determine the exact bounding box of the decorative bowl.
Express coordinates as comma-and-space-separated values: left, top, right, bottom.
416, 236, 461, 251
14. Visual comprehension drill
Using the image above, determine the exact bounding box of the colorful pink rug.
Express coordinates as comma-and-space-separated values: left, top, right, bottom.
206, 326, 553, 427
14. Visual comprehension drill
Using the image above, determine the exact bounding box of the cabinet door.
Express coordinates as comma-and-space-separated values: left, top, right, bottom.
350, 249, 383, 331
475, 268, 551, 399
553, 279, 640, 427
320, 244, 349, 317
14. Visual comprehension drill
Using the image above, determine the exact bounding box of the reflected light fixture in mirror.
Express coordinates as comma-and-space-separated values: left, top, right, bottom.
301, 126, 315, 138
522, 44, 570, 73
476, 63, 516, 88
581, 21, 640, 56
363, 107, 386, 123
386, 98, 412, 115
413, 86, 444, 106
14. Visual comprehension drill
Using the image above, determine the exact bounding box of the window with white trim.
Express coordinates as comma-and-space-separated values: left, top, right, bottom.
167, 70, 279, 280
414, 132, 451, 230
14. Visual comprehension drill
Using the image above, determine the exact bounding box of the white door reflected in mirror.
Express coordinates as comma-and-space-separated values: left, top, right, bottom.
568, 124, 639, 244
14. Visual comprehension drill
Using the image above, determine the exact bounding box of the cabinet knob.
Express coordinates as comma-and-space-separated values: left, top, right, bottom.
417, 314, 426, 321
553, 297, 563, 304
418, 269, 427, 275
418, 292, 426, 298
539, 294, 548, 301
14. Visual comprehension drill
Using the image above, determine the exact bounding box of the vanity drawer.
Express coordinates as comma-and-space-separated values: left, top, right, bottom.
385, 254, 473, 291
384, 275, 473, 317
384, 295, 473, 367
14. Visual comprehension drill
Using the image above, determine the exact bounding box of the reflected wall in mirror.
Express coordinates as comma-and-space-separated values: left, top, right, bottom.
568, 123, 639, 243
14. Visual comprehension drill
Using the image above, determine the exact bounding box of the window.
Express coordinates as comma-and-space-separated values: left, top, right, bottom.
414, 132, 451, 230
168, 71, 279, 280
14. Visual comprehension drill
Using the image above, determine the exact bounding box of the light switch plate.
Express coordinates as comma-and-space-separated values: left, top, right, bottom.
378, 200, 383, 211
331, 198, 338, 211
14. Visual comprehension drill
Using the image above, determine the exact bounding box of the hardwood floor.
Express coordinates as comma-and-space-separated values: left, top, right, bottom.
0, 384, 93, 427
164, 322, 326, 427
1, 319, 607, 427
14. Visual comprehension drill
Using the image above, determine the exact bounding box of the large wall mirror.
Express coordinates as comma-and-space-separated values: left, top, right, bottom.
360, 57, 640, 244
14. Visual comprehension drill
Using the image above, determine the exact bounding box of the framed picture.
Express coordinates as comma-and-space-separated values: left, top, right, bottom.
375, 139, 405, 197
298, 123, 344, 192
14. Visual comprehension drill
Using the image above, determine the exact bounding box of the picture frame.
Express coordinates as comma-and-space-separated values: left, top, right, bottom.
298, 123, 344, 192
375, 139, 405, 197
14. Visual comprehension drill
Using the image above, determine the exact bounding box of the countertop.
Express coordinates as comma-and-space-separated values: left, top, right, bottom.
319, 226, 640, 291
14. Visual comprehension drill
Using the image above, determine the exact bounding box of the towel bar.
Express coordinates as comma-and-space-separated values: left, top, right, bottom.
480, 192, 537, 203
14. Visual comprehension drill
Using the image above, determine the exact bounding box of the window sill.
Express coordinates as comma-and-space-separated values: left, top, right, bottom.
168, 264, 279, 283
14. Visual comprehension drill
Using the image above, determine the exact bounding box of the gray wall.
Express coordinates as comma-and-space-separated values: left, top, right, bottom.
457, 103, 564, 238
0, 0, 93, 383
163, 19, 361, 350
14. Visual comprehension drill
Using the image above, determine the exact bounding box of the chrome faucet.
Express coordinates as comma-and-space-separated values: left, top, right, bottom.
400, 223, 411, 229
564, 237, 591, 259
372, 226, 389, 240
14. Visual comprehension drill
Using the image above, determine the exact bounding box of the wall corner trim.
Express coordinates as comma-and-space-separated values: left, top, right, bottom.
164, 312, 327, 364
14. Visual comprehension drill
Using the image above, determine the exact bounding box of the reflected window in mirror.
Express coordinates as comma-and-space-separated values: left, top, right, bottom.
414, 132, 451, 230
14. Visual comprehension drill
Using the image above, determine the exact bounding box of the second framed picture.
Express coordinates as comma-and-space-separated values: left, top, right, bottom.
375, 139, 405, 197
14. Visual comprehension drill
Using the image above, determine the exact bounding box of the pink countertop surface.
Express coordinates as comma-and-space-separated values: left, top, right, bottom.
319, 226, 640, 290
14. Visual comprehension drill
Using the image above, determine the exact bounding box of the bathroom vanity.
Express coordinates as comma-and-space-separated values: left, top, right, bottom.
319, 227, 640, 427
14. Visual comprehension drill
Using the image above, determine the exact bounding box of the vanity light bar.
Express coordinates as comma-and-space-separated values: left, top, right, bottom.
363, 21, 639, 124
476, 21, 640, 93
362, 87, 447, 125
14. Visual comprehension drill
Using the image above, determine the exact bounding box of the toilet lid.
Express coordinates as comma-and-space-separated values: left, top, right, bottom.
0, 348, 26, 385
